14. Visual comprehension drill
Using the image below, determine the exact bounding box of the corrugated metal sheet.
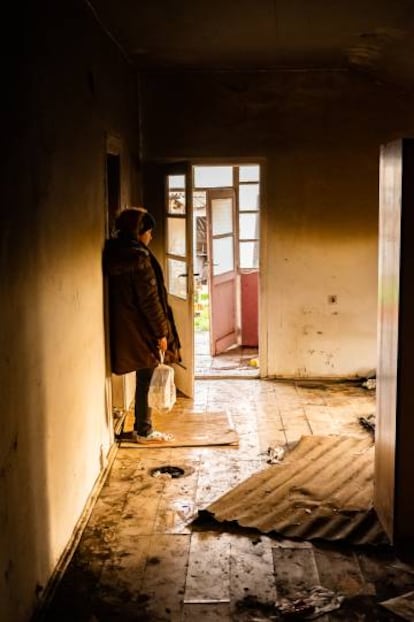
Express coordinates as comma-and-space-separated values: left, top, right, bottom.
201, 435, 388, 546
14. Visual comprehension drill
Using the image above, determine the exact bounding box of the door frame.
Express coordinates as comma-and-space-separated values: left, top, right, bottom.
142, 160, 195, 398
192, 157, 266, 375
144, 156, 267, 382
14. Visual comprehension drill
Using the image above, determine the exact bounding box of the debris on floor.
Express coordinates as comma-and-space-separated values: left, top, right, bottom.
235, 585, 344, 620
200, 435, 386, 546
362, 378, 376, 390
275, 585, 344, 619
380, 590, 414, 620
358, 414, 376, 435
267, 445, 286, 464
150, 465, 186, 479
358, 369, 376, 390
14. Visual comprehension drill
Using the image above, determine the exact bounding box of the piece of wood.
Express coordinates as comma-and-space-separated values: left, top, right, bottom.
121, 410, 239, 448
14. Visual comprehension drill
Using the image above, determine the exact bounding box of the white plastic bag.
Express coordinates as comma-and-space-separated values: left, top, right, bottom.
148, 352, 176, 413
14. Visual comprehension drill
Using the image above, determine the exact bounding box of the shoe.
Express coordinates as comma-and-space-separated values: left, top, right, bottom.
135, 430, 174, 443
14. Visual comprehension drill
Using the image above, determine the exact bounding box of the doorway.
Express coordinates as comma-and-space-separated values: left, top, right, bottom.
192, 164, 260, 378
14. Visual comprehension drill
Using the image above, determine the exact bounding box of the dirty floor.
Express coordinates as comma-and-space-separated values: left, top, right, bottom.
41, 379, 414, 621
195, 330, 259, 378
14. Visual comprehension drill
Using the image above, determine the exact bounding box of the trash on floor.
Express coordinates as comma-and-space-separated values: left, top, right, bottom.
380, 590, 414, 620
235, 586, 344, 620
267, 445, 286, 464
358, 414, 376, 435
362, 378, 376, 390
275, 585, 344, 620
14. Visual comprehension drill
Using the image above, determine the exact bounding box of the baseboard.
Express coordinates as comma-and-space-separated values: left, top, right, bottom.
31, 440, 119, 621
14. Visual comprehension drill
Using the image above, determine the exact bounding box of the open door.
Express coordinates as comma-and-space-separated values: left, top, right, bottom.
208, 188, 237, 355
162, 163, 194, 398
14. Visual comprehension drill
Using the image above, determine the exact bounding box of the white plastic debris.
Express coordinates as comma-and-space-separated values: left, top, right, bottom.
275, 585, 344, 620
362, 378, 376, 390
152, 470, 172, 479
267, 446, 286, 464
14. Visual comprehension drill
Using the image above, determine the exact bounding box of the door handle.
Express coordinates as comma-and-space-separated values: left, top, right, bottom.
178, 273, 200, 278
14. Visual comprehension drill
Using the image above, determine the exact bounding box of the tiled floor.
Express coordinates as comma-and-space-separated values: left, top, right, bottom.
42, 379, 414, 621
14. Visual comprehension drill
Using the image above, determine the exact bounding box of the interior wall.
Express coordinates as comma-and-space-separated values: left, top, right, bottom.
140, 69, 414, 378
1, 2, 140, 621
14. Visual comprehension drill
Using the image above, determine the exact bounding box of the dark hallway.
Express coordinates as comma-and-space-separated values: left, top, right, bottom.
3, 2, 414, 621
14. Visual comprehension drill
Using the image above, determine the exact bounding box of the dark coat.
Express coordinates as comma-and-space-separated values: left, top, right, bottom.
103, 235, 181, 374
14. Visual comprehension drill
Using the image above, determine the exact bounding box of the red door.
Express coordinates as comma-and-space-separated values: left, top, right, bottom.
207, 189, 237, 355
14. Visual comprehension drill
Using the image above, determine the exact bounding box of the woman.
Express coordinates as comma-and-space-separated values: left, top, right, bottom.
103, 207, 181, 443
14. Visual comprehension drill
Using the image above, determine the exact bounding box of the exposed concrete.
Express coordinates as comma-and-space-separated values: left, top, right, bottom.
1, 2, 139, 620
140, 69, 414, 378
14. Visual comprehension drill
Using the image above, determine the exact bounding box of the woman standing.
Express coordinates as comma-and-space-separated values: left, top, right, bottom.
103, 207, 181, 443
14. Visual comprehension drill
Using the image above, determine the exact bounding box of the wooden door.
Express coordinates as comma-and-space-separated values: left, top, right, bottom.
162, 163, 194, 398
207, 189, 237, 355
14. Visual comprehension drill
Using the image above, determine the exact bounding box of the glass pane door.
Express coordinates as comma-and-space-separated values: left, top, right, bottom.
164, 165, 194, 398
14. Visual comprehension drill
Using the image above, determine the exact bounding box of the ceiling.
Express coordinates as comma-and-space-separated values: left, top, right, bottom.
89, 0, 414, 85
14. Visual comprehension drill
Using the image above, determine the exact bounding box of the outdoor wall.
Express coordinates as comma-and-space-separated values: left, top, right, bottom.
1, 2, 139, 621
141, 69, 414, 378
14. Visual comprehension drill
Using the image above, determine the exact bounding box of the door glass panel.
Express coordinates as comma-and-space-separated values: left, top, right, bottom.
194, 166, 233, 188
239, 241, 259, 269
213, 236, 234, 275
167, 217, 186, 257
193, 191, 207, 209
239, 213, 259, 240
239, 165, 260, 182
168, 175, 185, 189
167, 258, 187, 299
212, 198, 233, 235
239, 184, 259, 211
168, 190, 186, 214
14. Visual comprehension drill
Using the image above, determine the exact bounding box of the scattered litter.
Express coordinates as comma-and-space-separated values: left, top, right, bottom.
235, 587, 343, 620
249, 358, 259, 368
362, 378, 376, 390
380, 590, 414, 620
358, 414, 376, 435
267, 446, 286, 464
275, 585, 344, 619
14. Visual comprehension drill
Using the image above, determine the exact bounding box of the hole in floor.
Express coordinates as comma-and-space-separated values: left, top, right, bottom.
150, 465, 185, 479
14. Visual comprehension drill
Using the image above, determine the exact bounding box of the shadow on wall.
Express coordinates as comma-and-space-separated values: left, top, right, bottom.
1, 25, 65, 613
0, 146, 51, 620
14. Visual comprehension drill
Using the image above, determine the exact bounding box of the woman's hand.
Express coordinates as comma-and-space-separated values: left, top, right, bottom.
158, 336, 168, 353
